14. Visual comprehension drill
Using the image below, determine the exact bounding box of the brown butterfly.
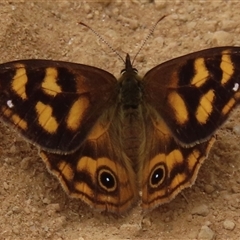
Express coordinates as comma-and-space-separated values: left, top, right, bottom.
0, 46, 240, 214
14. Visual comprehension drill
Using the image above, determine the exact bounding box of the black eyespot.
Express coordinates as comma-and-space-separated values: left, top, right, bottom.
149, 164, 166, 188
98, 168, 117, 192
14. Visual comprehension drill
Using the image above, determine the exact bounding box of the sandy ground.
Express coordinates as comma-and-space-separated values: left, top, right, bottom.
1, 1, 240, 239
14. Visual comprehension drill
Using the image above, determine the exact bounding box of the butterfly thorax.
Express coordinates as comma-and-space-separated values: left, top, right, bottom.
119, 55, 144, 163
119, 54, 143, 109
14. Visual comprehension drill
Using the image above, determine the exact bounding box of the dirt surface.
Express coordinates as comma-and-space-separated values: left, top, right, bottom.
1, 1, 240, 240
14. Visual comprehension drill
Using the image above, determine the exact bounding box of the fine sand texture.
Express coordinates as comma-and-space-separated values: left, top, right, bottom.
1, 1, 240, 239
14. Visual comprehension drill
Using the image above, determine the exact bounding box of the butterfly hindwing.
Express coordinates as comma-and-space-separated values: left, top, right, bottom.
143, 47, 240, 146
140, 107, 216, 211
0, 60, 118, 153
40, 107, 138, 213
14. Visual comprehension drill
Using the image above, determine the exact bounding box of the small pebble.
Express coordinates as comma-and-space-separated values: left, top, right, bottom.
232, 125, 240, 135
46, 203, 61, 216
6, 210, 13, 216
42, 197, 51, 204
198, 226, 215, 240
221, 20, 238, 31
31, 207, 37, 213
24, 207, 31, 214
3, 182, 9, 190
187, 21, 197, 30
141, 217, 152, 230
223, 219, 235, 230
221, 191, 232, 201
86, 13, 93, 19
211, 30, 233, 46
203, 20, 218, 32
154, 0, 167, 10
12, 206, 21, 214
83, 4, 91, 14
20, 157, 32, 170
227, 194, 240, 209
9, 145, 17, 153
204, 184, 215, 194
12, 226, 20, 234
231, 184, 240, 193
153, 37, 164, 49
191, 204, 209, 217
53, 216, 67, 231
204, 221, 212, 227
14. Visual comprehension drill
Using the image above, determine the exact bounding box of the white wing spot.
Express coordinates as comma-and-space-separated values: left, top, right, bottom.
7, 100, 14, 108
233, 83, 239, 92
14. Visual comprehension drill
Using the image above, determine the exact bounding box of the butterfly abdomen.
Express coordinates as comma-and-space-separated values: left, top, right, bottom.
121, 107, 144, 164
119, 57, 145, 163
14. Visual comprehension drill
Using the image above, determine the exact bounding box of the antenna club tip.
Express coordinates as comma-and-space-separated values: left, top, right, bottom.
78, 22, 87, 27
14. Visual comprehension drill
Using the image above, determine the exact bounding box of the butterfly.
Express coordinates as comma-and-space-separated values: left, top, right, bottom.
0, 46, 240, 214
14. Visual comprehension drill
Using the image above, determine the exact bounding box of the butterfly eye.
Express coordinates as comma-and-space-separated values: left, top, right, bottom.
133, 68, 138, 73
149, 164, 166, 188
120, 69, 126, 75
98, 168, 117, 192
120, 68, 138, 75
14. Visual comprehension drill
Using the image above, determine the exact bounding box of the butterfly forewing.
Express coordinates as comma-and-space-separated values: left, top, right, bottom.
143, 47, 240, 146
0, 60, 118, 153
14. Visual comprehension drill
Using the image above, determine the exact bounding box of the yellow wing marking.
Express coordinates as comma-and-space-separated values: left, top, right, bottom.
221, 98, 236, 115
66, 97, 89, 131
167, 149, 184, 170
220, 50, 234, 85
187, 149, 200, 170
12, 64, 27, 100
168, 92, 188, 125
196, 89, 215, 124
2, 106, 27, 130
42, 68, 62, 96
170, 149, 200, 191
191, 58, 209, 87
58, 161, 74, 182
35, 101, 58, 133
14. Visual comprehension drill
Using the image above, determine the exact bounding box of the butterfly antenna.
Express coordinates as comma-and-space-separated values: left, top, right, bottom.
132, 15, 167, 66
79, 22, 125, 64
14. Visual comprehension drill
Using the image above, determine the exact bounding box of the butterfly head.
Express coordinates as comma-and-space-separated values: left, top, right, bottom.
121, 54, 137, 73
119, 54, 143, 109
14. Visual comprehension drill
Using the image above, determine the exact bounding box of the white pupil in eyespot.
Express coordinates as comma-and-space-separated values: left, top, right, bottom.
7, 100, 14, 108
233, 83, 239, 92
